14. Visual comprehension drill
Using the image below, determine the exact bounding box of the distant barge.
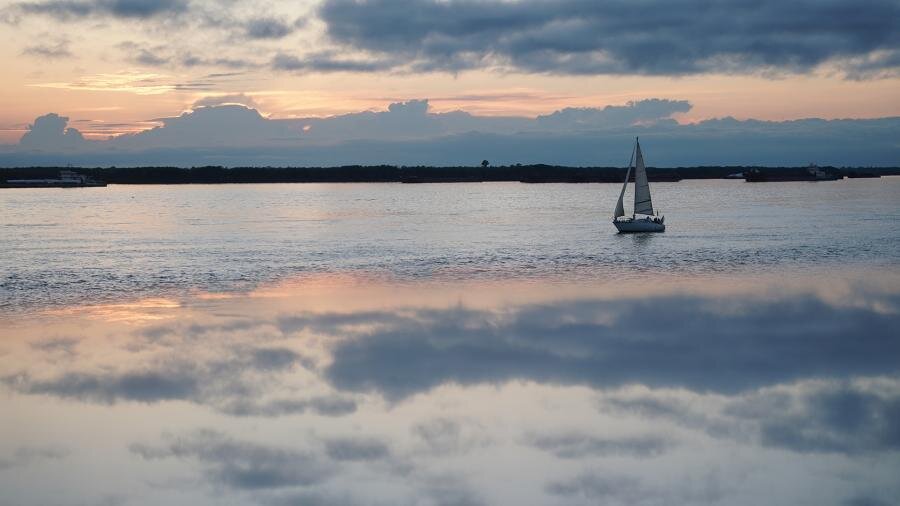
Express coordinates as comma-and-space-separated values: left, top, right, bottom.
744, 165, 842, 182
2, 170, 107, 188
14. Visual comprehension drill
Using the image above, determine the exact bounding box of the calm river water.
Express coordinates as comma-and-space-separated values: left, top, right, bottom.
2, 178, 899, 313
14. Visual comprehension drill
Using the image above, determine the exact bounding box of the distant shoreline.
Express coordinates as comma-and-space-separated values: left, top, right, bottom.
2, 165, 898, 186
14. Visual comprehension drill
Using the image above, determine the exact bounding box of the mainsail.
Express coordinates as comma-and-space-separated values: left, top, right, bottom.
633, 139, 654, 216
614, 144, 636, 219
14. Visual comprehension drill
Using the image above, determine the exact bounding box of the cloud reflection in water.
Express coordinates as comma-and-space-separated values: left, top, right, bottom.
1, 275, 899, 505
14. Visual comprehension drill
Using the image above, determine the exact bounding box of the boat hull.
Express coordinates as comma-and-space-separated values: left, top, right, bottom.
614, 218, 665, 233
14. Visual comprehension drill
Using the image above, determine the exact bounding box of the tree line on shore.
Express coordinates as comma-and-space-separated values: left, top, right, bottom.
1, 164, 896, 184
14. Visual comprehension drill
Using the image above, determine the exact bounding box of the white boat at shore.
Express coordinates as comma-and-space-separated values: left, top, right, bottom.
613, 138, 665, 233
3, 169, 106, 188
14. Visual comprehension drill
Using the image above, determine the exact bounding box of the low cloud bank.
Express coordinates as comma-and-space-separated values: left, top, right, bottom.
3, 99, 898, 166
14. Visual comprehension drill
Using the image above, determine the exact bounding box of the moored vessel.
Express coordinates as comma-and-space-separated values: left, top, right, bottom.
2, 170, 107, 188
744, 164, 842, 182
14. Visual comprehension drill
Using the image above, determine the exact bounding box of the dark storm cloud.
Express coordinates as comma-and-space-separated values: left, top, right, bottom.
130, 430, 334, 490
322, 293, 900, 400
525, 432, 674, 459
15, 0, 188, 20
318, 0, 900, 76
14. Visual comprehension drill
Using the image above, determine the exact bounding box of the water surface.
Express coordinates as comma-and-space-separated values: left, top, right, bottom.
1, 179, 899, 506
2, 178, 899, 313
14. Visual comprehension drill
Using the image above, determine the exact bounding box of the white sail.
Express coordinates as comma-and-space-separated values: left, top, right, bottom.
614, 144, 635, 218
633, 139, 654, 216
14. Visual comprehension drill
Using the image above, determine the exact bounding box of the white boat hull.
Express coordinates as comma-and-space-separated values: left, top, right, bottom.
613, 218, 665, 233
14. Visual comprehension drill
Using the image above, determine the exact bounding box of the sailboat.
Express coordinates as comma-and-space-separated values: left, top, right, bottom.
613, 138, 665, 233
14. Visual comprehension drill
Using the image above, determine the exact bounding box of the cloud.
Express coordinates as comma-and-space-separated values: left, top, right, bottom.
545, 473, 647, 501
2, 344, 303, 408
287, 99, 453, 142
728, 382, 900, 454
29, 336, 80, 356
21, 39, 72, 59
536, 99, 691, 128
110, 105, 302, 148
602, 379, 900, 455
843, 497, 895, 506
219, 396, 358, 418
263, 491, 358, 506
321, 292, 900, 400
546, 471, 724, 504
115, 42, 261, 70
180, 54, 258, 70
840, 50, 900, 79
410, 417, 491, 456
17, 113, 86, 150
416, 475, 486, 506
524, 432, 674, 459
318, 0, 900, 77
130, 430, 334, 490
0, 445, 70, 471
324, 437, 390, 462
602, 395, 740, 440
5, 329, 358, 418
15, 0, 188, 20
133, 48, 168, 66
5, 99, 899, 166
271, 52, 395, 73
244, 17, 293, 40
11, 369, 200, 403
192, 93, 260, 109
27, 70, 203, 95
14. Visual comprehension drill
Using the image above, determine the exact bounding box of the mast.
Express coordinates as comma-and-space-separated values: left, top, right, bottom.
614, 141, 636, 219
632, 138, 654, 216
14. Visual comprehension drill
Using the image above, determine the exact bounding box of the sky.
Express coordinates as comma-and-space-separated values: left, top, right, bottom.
0, 0, 898, 166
